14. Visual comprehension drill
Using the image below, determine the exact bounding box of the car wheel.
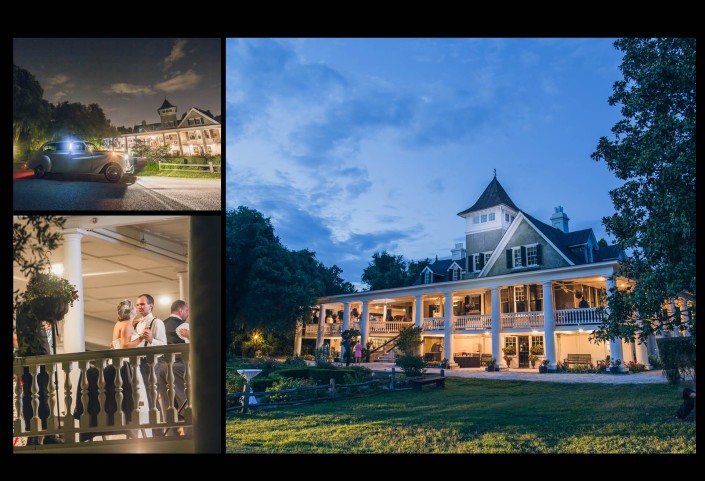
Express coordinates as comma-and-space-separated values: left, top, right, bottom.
33, 165, 46, 179
104, 164, 123, 183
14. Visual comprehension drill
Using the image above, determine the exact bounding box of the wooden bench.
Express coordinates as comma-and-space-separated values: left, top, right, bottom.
564, 354, 592, 366
480, 354, 494, 366
410, 375, 446, 390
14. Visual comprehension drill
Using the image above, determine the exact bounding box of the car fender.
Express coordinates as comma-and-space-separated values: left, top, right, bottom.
28, 155, 52, 172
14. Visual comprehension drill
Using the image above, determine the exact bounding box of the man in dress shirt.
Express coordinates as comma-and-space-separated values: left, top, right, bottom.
158, 299, 190, 436
134, 294, 167, 433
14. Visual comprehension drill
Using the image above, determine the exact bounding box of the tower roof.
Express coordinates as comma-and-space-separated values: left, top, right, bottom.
159, 98, 175, 110
457, 176, 519, 217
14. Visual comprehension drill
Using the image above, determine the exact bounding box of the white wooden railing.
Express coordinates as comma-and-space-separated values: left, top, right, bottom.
13, 344, 190, 449
501, 311, 544, 328
158, 161, 221, 173
422, 317, 446, 331
455, 314, 492, 331
369, 321, 414, 333
555, 307, 603, 326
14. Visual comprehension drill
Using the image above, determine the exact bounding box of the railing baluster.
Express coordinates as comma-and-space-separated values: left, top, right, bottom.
61, 361, 75, 444
181, 349, 192, 424
129, 356, 140, 428
45, 362, 58, 432
147, 353, 160, 425
78, 361, 90, 430
30, 364, 40, 433
14, 365, 23, 435
164, 353, 177, 423
113, 355, 125, 428
96, 359, 108, 428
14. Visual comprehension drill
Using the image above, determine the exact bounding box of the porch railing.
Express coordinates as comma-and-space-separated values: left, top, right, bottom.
422, 317, 445, 331
555, 307, 603, 326
13, 344, 191, 448
369, 321, 414, 333
455, 314, 492, 331
501, 311, 544, 328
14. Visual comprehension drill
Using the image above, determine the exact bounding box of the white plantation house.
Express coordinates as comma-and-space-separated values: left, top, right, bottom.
297, 175, 693, 372
112, 99, 221, 157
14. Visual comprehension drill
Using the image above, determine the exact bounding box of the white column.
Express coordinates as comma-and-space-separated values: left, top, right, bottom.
177, 270, 189, 305
669, 300, 680, 337
360, 300, 370, 347
605, 276, 625, 371
62, 229, 85, 354
294, 321, 303, 356
634, 312, 651, 369
491, 287, 501, 368
444, 291, 455, 367
317, 304, 325, 349
382, 304, 388, 323
680, 299, 692, 336
342, 302, 350, 332
542, 281, 556, 370
415, 295, 423, 329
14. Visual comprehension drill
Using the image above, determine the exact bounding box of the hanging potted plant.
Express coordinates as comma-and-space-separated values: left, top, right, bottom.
23, 272, 79, 322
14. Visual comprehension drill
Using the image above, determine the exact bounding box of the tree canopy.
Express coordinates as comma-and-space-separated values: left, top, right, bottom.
225, 206, 355, 351
361, 251, 431, 291
591, 38, 696, 343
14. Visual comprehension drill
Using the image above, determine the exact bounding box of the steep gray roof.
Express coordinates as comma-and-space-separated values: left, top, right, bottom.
563, 229, 593, 246
458, 177, 520, 217
159, 98, 175, 110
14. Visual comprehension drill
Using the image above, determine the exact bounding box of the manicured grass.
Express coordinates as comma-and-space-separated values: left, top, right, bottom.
226, 377, 696, 454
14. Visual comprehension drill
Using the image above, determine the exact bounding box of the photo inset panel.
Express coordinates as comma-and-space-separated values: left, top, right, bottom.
13, 215, 221, 453
13, 38, 221, 211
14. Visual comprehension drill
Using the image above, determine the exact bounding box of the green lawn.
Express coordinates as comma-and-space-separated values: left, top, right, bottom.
226, 377, 696, 454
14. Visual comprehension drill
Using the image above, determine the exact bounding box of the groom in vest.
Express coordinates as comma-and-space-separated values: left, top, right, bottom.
134, 294, 167, 434
158, 299, 190, 436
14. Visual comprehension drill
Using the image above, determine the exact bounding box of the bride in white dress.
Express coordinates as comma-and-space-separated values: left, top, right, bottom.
111, 299, 151, 438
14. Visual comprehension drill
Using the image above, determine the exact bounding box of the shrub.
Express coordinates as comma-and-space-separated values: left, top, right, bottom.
310, 368, 352, 385
265, 377, 314, 402
283, 355, 308, 368
277, 368, 310, 380
315, 345, 334, 368
648, 354, 663, 370
626, 360, 647, 373
396, 326, 423, 355
342, 366, 372, 384
250, 377, 277, 393
656, 337, 696, 385
397, 353, 426, 378
302, 354, 314, 361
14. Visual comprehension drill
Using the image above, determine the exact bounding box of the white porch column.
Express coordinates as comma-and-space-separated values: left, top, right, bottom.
177, 270, 189, 305
490, 287, 501, 368
679, 299, 692, 336
360, 300, 370, 347
342, 302, 351, 332
414, 295, 423, 329
62, 229, 85, 354
606, 276, 625, 371
294, 321, 303, 356
669, 300, 680, 337
317, 304, 325, 349
444, 291, 455, 367
542, 281, 556, 370
382, 304, 388, 323
634, 313, 652, 369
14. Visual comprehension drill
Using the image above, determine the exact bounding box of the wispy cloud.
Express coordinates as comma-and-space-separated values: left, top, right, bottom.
163, 38, 188, 71
46, 73, 71, 87
155, 69, 202, 92
103, 83, 154, 95
45, 73, 75, 102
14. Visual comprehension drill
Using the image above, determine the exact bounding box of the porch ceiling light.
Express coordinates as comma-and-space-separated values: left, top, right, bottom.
485, 331, 490, 336
532, 329, 538, 334
159, 295, 171, 305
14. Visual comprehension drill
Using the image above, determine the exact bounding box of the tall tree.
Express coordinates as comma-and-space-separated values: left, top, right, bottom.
361, 251, 407, 291
225, 206, 357, 352
13, 64, 51, 156
51, 101, 118, 146
406, 258, 431, 286
591, 38, 696, 343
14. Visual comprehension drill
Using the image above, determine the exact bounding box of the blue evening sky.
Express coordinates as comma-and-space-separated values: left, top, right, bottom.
226, 38, 625, 290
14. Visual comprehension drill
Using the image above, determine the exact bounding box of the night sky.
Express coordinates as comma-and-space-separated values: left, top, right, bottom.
14, 38, 221, 129
227, 38, 626, 289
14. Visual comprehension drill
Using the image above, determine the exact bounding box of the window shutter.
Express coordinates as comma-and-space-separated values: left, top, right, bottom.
506, 249, 513, 269
536, 244, 542, 264
479, 253, 485, 269
521, 246, 527, 266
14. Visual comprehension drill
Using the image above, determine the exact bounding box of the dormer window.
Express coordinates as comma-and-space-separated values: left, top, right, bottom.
452, 268, 460, 281
424, 270, 432, 284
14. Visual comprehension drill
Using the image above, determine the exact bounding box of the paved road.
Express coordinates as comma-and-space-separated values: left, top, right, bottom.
13, 175, 221, 211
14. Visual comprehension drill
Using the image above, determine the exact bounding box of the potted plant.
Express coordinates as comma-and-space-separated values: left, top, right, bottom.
539, 359, 550, 373
610, 359, 621, 374
529, 345, 544, 368
502, 345, 516, 368
439, 358, 449, 369
485, 358, 498, 372
23, 272, 79, 322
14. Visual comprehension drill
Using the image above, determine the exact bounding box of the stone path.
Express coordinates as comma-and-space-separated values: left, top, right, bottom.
362, 362, 672, 384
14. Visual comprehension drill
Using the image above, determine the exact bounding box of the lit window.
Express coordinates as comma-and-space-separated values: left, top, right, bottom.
489, 212, 495, 221
514, 286, 525, 302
